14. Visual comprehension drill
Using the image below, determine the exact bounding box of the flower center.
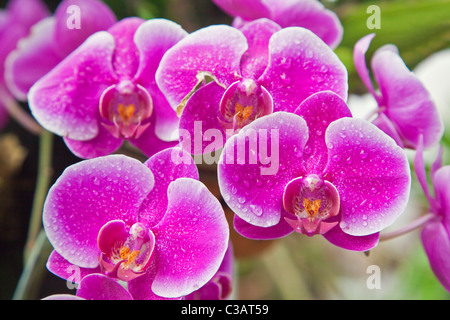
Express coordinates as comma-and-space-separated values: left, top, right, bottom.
99, 80, 153, 139
219, 79, 273, 132
98, 220, 155, 281
283, 174, 340, 236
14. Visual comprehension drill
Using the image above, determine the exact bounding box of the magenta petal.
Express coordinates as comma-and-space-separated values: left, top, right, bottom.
151, 178, 229, 298
218, 112, 309, 228
4, 18, 62, 100
294, 91, 352, 174
129, 121, 179, 158
46, 250, 100, 281
54, 0, 116, 56
433, 166, 450, 227
371, 113, 405, 148
421, 220, 450, 292
323, 224, 380, 251
139, 147, 199, 228
371, 47, 444, 149
259, 27, 348, 113
353, 33, 380, 102
28, 31, 117, 140
63, 120, 123, 159
156, 25, 247, 108
239, 18, 281, 80
324, 118, 411, 236
413, 135, 435, 206
179, 81, 227, 155
212, 0, 270, 21
234, 214, 293, 240
267, 0, 343, 49
43, 155, 154, 268
76, 274, 133, 300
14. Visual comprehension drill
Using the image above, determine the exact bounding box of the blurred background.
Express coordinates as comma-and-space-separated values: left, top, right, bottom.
0, 0, 449, 300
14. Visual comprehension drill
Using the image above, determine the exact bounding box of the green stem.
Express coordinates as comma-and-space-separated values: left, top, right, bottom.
24, 130, 54, 262
13, 230, 53, 300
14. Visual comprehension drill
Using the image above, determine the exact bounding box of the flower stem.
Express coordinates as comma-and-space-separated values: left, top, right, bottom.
0, 90, 42, 135
24, 130, 54, 262
379, 213, 435, 242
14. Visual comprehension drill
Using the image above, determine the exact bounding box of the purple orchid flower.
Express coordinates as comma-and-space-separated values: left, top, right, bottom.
414, 137, 450, 292
353, 33, 444, 150
217, 91, 411, 251
0, 0, 49, 129
5, 0, 117, 101
44, 147, 229, 299
156, 18, 347, 156
28, 18, 188, 159
211, 0, 343, 49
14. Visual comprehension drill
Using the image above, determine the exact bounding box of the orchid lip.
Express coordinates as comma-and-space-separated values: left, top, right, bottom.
99, 80, 153, 140
283, 175, 340, 236
97, 220, 155, 281
219, 79, 273, 132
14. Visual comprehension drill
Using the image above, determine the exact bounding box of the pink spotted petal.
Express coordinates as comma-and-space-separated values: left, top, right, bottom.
322, 222, 380, 251
43, 155, 155, 268
294, 91, 352, 174
28, 31, 117, 140
234, 214, 293, 240
179, 81, 227, 155
156, 25, 247, 109
139, 147, 199, 228
371, 46, 444, 149
76, 274, 133, 300
421, 220, 450, 292
218, 112, 309, 228
46, 250, 100, 282
259, 27, 348, 113
54, 0, 117, 57
265, 0, 343, 49
63, 119, 123, 159
239, 18, 281, 80
4, 18, 62, 101
151, 178, 229, 298
324, 118, 411, 236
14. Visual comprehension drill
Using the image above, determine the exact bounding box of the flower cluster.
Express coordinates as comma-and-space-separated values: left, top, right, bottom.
2, 0, 449, 299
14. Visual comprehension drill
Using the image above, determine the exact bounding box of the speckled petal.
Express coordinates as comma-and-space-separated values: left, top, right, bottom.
139, 147, 199, 228
151, 178, 229, 298
421, 220, 450, 292
322, 220, 380, 251
371, 46, 444, 149
46, 250, 100, 282
179, 81, 227, 155
259, 27, 348, 113
234, 214, 293, 240
218, 112, 308, 228
63, 119, 123, 159
294, 91, 352, 174
324, 118, 411, 236
156, 25, 247, 109
28, 31, 117, 140
43, 155, 155, 268
76, 274, 133, 300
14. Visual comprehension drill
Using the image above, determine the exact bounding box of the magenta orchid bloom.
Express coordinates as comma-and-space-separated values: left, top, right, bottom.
0, 0, 49, 129
414, 137, 450, 292
212, 0, 343, 49
5, 0, 117, 101
44, 148, 229, 299
218, 91, 411, 251
28, 18, 188, 159
353, 33, 443, 150
156, 18, 347, 155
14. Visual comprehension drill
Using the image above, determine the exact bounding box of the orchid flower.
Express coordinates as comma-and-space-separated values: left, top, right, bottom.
28, 18, 187, 158
44, 148, 229, 299
5, 0, 117, 101
218, 91, 411, 251
353, 33, 443, 150
211, 0, 343, 49
156, 18, 347, 156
